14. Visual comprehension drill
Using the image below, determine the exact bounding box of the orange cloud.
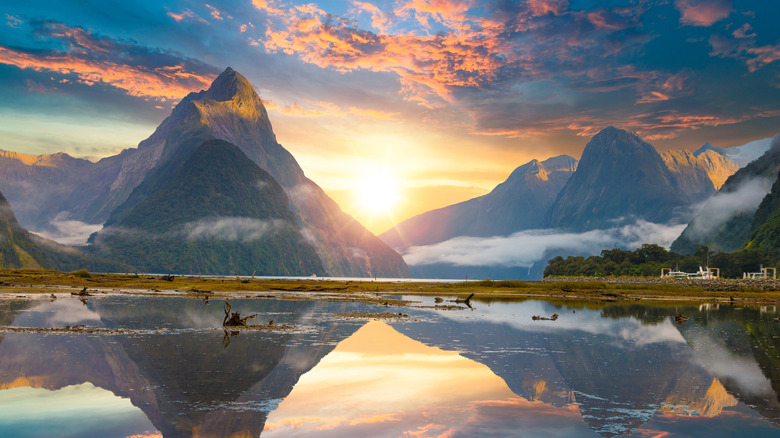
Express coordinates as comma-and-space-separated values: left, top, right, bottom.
167, 9, 207, 23
637, 91, 671, 104
262, 4, 513, 107
0, 22, 216, 102
0, 46, 214, 101
205, 4, 229, 21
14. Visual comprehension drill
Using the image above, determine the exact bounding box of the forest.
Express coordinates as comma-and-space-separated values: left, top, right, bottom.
544, 244, 773, 278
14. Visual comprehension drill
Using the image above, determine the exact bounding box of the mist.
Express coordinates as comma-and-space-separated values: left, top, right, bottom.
402, 219, 687, 268
183, 217, 286, 242
684, 176, 774, 240
30, 212, 103, 245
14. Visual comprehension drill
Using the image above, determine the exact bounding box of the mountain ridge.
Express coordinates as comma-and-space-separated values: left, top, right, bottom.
380, 154, 578, 251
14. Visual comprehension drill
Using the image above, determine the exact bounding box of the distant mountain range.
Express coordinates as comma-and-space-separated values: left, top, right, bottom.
546, 127, 734, 230
380, 155, 578, 250
0, 67, 775, 278
381, 127, 772, 279
0, 68, 408, 277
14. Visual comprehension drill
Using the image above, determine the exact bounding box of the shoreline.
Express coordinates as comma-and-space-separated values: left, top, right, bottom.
1, 270, 779, 305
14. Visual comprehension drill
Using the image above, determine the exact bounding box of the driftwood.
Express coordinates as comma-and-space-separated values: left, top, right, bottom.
532, 313, 559, 321
222, 300, 257, 327
71, 287, 91, 297
451, 293, 474, 308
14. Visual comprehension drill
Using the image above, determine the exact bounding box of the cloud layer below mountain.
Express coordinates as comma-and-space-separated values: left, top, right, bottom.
402, 220, 686, 268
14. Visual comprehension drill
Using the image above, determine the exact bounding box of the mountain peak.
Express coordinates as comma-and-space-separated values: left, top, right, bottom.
202, 67, 258, 102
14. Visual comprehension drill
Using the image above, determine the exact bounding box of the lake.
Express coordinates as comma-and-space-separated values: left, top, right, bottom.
0, 293, 778, 437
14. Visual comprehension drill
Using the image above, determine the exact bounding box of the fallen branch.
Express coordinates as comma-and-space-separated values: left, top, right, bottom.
222, 300, 257, 327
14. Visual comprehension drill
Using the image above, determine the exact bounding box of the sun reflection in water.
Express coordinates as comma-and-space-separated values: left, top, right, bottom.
262, 320, 587, 437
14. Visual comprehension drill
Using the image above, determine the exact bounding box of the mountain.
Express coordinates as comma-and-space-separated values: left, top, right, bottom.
671, 135, 780, 254
0, 150, 124, 231
0, 67, 408, 277
744, 172, 780, 260
89, 140, 325, 276
379, 155, 577, 251
546, 127, 716, 230
694, 137, 774, 168
0, 189, 121, 271
660, 149, 738, 192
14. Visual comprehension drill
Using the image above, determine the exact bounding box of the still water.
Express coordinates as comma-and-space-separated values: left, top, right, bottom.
0, 294, 778, 437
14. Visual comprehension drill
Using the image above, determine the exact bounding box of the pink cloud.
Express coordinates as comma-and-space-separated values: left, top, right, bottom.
732, 23, 756, 39
526, 0, 569, 17
675, 0, 731, 27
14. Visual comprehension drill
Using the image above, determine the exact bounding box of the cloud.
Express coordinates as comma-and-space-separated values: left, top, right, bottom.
29, 212, 103, 245
675, 0, 731, 27
402, 219, 686, 268
167, 9, 207, 24
709, 33, 780, 72
0, 21, 218, 102
183, 217, 286, 242
682, 176, 774, 240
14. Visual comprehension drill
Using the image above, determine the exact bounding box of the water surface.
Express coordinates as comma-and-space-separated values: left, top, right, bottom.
0, 295, 778, 437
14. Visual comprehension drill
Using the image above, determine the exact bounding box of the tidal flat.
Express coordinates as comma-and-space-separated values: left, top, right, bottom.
1, 270, 780, 437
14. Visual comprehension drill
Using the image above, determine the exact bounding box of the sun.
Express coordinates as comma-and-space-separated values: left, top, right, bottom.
355, 170, 401, 215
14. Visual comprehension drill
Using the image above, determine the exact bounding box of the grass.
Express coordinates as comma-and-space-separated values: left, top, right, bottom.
1, 269, 779, 305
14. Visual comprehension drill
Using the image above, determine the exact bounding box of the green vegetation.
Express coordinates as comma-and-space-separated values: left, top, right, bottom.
544, 243, 773, 278
90, 140, 325, 276
69, 269, 91, 278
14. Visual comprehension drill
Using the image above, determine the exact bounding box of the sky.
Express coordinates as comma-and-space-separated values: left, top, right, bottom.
0, 0, 779, 234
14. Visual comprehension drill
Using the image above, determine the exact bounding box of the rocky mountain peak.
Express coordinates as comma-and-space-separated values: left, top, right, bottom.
202, 67, 259, 103
583, 127, 652, 158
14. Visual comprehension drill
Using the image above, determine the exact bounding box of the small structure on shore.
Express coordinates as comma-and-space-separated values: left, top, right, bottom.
743, 266, 776, 279
661, 266, 719, 279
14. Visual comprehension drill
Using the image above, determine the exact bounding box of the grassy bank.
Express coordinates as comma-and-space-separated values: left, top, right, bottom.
1, 270, 780, 305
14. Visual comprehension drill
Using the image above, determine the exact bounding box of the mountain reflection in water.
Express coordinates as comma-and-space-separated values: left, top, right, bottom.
263, 320, 589, 437
0, 296, 778, 437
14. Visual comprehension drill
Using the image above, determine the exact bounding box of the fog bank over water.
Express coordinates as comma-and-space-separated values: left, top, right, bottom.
402, 220, 686, 270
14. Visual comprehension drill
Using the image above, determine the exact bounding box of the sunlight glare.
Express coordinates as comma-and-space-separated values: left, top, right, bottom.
355, 168, 401, 215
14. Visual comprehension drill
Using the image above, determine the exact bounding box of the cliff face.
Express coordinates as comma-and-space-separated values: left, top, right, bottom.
661, 149, 739, 193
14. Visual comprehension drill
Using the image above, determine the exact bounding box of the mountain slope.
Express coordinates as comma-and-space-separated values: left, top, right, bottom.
745, 172, 780, 259
671, 135, 780, 254
90, 139, 325, 276
546, 127, 700, 230
0, 190, 121, 271
380, 155, 577, 250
